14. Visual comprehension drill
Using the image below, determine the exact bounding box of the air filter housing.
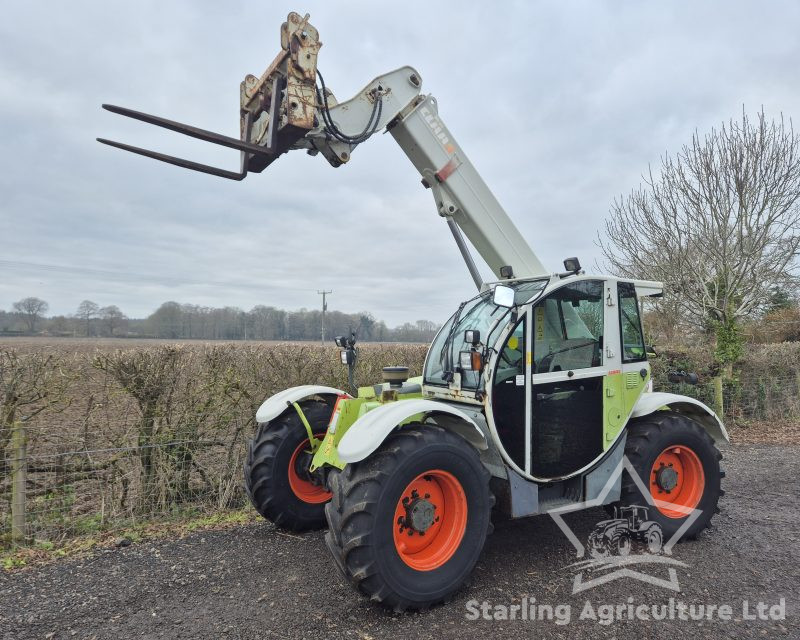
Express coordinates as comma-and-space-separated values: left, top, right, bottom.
382, 366, 409, 388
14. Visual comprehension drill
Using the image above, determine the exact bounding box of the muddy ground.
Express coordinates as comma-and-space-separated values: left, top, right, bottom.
2, 443, 798, 640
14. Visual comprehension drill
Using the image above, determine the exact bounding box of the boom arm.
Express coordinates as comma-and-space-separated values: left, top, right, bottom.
98, 11, 549, 287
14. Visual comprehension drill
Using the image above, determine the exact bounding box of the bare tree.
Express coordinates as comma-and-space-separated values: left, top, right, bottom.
99, 305, 126, 337
93, 347, 182, 508
600, 109, 800, 339
12, 297, 49, 333
75, 300, 99, 337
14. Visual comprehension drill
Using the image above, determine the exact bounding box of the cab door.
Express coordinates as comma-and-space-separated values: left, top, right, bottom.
528, 279, 614, 478
490, 312, 529, 472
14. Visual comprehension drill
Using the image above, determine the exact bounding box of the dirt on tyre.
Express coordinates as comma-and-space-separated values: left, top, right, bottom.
325, 425, 493, 611
244, 400, 333, 532
620, 413, 723, 541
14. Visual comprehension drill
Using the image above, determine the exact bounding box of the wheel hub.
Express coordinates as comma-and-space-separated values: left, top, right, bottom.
655, 464, 679, 491
407, 498, 436, 532
398, 488, 437, 534
287, 435, 331, 504
392, 469, 468, 571
294, 449, 317, 484
649, 445, 706, 519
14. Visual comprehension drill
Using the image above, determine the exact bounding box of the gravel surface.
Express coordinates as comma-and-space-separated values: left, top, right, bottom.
2, 443, 798, 640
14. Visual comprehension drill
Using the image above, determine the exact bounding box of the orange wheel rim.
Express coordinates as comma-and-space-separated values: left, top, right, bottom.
650, 445, 705, 518
392, 469, 468, 571
287, 435, 331, 504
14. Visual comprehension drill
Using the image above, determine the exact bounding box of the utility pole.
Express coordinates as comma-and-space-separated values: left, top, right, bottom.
317, 290, 332, 344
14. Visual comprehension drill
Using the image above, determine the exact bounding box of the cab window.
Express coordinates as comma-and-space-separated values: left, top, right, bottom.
532, 280, 603, 373
496, 320, 525, 383
492, 316, 527, 469
618, 281, 646, 363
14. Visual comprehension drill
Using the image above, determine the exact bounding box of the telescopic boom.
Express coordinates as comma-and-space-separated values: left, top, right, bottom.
98, 11, 549, 287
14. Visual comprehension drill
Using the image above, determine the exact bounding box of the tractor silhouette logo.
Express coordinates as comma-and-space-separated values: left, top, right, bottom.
548, 455, 698, 594
588, 505, 664, 558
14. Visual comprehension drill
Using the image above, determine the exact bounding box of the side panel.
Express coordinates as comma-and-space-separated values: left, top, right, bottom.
502, 433, 626, 518
603, 373, 626, 447
602, 280, 626, 449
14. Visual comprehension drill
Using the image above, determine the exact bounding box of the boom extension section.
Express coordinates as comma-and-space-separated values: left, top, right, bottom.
98, 11, 548, 283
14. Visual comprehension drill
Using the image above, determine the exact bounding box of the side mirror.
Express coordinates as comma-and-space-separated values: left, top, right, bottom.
493, 285, 515, 308
464, 329, 481, 345
645, 344, 658, 358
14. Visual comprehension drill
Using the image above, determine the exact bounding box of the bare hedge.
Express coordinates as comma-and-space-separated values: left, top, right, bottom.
1, 340, 799, 549
0, 342, 426, 548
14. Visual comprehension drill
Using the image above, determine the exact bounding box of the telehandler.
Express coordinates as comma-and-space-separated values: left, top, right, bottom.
99, 11, 726, 611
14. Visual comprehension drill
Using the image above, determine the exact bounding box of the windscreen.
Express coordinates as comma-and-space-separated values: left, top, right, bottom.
424, 279, 548, 389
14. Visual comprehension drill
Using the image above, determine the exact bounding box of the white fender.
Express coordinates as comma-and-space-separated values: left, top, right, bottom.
631, 392, 730, 443
255, 385, 346, 424
337, 399, 488, 464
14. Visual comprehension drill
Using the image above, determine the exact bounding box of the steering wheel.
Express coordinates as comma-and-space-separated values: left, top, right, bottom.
499, 348, 522, 367
538, 338, 597, 372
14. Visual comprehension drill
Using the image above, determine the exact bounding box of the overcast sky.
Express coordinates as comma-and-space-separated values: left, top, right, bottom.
2, 1, 799, 326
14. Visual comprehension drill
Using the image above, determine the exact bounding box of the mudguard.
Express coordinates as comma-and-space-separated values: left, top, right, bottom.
631, 392, 730, 443
337, 399, 488, 463
255, 385, 346, 424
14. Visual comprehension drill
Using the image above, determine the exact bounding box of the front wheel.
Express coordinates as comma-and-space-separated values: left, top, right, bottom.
325, 425, 493, 611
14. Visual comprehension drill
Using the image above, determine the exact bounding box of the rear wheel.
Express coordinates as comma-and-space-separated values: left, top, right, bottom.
620, 413, 723, 540
244, 401, 333, 531
325, 425, 493, 611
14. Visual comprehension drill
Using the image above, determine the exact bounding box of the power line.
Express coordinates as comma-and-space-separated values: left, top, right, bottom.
317, 290, 332, 344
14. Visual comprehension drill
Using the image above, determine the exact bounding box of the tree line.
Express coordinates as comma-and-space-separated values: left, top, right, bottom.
0, 297, 441, 343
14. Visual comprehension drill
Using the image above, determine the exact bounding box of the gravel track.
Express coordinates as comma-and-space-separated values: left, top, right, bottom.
2, 443, 799, 639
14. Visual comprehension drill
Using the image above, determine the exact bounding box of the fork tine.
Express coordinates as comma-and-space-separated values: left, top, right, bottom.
101, 104, 273, 157
96, 138, 247, 181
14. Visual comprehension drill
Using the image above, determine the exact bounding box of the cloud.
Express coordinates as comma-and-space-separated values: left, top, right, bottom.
1, 1, 799, 325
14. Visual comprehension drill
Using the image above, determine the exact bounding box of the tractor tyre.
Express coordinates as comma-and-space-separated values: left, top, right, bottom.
325, 424, 494, 611
619, 413, 723, 541
244, 400, 333, 532
643, 523, 663, 554
588, 533, 610, 559
611, 532, 631, 556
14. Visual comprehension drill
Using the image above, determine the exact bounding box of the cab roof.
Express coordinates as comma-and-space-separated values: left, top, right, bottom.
485, 273, 664, 298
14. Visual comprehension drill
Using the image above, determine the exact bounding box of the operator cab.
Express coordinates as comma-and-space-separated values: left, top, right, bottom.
423, 274, 661, 483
